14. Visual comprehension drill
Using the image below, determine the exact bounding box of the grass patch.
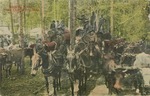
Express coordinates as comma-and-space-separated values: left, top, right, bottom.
1, 57, 45, 96
1, 57, 104, 96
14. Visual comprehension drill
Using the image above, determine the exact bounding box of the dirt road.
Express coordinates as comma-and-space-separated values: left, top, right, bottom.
36, 74, 110, 96
89, 85, 108, 96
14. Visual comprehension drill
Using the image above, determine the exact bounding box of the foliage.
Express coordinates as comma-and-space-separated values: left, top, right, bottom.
0, 0, 149, 42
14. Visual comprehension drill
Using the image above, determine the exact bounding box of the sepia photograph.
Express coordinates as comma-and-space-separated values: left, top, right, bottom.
0, 0, 150, 96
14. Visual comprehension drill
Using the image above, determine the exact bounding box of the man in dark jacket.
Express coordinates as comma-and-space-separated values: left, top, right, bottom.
98, 15, 106, 33
50, 20, 56, 31
90, 11, 96, 32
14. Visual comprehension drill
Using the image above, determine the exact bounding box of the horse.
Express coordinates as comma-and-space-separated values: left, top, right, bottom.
0, 52, 7, 79
0, 49, 13, 78
31, 48, 62, 95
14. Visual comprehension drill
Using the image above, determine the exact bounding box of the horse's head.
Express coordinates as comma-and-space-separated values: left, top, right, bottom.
66, 47, 76, 73
88, 42, 95, 57
88, 41, 101, 57
31, 53, 42, 76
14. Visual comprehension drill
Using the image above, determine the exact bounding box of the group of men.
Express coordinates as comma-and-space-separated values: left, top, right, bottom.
50, 20, 65, 33
0, 35, 11, 48
34, 12, 108, 54
77, 11, 107, 35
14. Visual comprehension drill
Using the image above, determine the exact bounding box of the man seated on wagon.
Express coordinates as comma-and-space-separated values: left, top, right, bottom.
50, 20, 56, 31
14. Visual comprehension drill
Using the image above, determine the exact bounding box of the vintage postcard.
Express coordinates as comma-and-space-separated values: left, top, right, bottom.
0, 0, 150, 96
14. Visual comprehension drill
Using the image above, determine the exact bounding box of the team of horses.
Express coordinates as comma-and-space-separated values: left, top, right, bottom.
1, 27, 150, 95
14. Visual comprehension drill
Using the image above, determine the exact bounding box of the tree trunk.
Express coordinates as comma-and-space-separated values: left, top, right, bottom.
110, 0, 114, 35
9, 0, 15, 44
0, 62, 2, 82
17, 0, 24, 74
54, 0, 56, 20
69, 0, 76, 49
41, 0, 45, 40
24, 0, 26, 35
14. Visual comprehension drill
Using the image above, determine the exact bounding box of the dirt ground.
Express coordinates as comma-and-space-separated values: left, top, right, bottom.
89, 85, 108, 96
0, 58, 144, 96
35, 74, 110, 96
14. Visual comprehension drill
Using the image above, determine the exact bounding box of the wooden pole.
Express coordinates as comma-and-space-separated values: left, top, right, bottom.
110, 0, 114, 35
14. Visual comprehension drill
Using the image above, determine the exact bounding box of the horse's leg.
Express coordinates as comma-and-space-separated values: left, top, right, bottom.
108, 78, 114, 95
8, 64, 12, 77
104, 74, 108, 88
44, 76, 49, 94
18, 62, 21, 72
2, 63, 5, 70
96, 57, 100, 73
69, 77, 74, 96
56, 74, 61, 91
84, 70, 87, 91
56, 77, 59, 91
108, 85, 112, 95
78, 77, 82, 95
81, 75, 84, 94
5, 68, 8, 78
58, 71, 61, 90
8, 68, 11, 77
90, 57, 93, 71
105, 76, 112, 95
2, 60, 5, 70
6, 65, 10, 78
30, 57, 32, 66
53, 78, 56, 95
16, 62, 19, 72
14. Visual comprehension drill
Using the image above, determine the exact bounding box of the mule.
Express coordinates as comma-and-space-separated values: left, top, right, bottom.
4, 51, 12, 78
31, 49, 62, 95
65, 44, 89, 96
102, 53, 117, 94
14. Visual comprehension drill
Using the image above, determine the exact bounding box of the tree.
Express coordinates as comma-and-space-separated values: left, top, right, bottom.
110, 0, 114, 35
0, 60, 2, 82
69, 0, 76, 49
9, 0, 15, 43
41, 0, 45, 40
17, 0, 24, 74
0, 0, 149, 43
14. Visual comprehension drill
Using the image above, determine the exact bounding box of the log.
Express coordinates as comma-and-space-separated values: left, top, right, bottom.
33, 85, 45, 94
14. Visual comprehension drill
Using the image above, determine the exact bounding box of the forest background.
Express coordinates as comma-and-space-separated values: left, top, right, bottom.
0, 0, 149, 42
